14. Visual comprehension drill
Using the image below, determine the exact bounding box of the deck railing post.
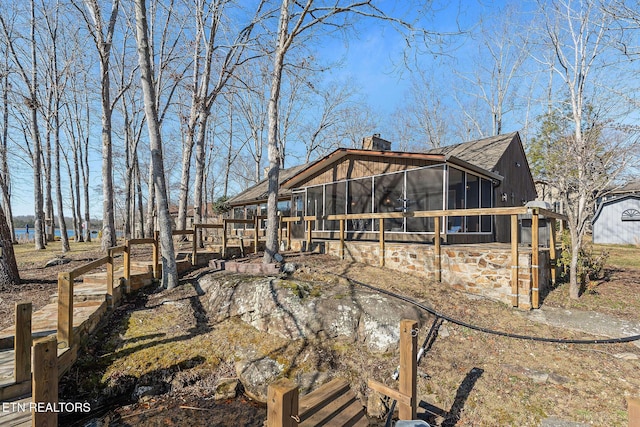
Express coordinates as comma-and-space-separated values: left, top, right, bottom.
511, 214, 519, 307
628, 396, 640, 427
532, 211, 540, 309
254, 215, 259, 254
434, 216, 441, 282
339, 218, 345, 259
549, 218, 557, 285
379, 218, 385, 267
222, 220, 228, 258
192, 224, 198, 266
399, 319, 417, 420
267, 378, 299, 427
306, 219, 312, 251
57, 272, 73, 349
106, 250, 114, 307
153, 231, 160, 279
14, 302, 32, 383
32, 336, 58, 427
287, 219, 292, 250
124, 241, 131, 292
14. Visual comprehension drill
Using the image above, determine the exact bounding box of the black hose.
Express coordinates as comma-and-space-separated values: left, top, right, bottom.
337, 274, 640, 345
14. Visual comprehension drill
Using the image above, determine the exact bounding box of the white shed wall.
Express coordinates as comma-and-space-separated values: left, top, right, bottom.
592, 197, 640, 245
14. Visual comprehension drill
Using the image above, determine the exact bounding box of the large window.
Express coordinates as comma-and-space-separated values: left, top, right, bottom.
306, 185, 323, 230
407, 167, 444, 232
374, 172, 404, 231
447, 167, 465, 232
348, 177, 372, 231
325, 182, 346, 230
446, 167, 493, 234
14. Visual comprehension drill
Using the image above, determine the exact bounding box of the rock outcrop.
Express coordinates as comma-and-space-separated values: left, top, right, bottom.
199, 274, 428, 353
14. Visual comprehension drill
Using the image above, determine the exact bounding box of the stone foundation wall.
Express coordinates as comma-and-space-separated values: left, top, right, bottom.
290, 240, 550, 310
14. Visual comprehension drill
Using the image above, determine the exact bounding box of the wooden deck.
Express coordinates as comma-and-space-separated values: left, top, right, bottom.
0, 261, 157, 425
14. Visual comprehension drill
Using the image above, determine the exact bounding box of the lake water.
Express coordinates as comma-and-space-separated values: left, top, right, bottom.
14, 228, 80, 239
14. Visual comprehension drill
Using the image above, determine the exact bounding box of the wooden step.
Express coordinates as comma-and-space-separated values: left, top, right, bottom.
299, 378, 368, 426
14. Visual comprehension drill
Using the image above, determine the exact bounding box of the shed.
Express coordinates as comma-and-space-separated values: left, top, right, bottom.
592, 195, 640, 245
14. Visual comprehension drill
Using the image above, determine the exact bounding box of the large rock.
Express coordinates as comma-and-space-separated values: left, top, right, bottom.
200, 275, 427, 352
235, 357, 283, 402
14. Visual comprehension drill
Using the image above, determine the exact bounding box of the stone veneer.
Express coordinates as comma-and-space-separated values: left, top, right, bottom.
291, 240, 550, 310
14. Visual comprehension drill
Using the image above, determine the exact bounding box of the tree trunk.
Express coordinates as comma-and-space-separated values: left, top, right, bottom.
263, 0, 290, 263
193, 111, 208, 248
82, 137, 91, 242
176, 128, 195, 232
135, 154, 145, 238
0, 204, 19, 288
134, 0, 177, 289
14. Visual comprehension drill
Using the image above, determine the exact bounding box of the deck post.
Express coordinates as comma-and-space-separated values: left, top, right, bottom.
399, 319, 417, 420
628, 396, 640, 427
57, 272, 73, 349
434, 216, 441, 282
192, 224, 198, 266
306, 220, 312, 252
14, 302, 32, 383
379, 218, 385, 267
531, 211, 540, 309
339, 218, 345, 260
254, 215, 259, 254
287, 220, 292, 251
222, 220, 228, 258
106, 250, 114, 307
511, 214, 519, 307
153, 231, 160, 279
278, 213, 283, 246
32, 336, 58, 427
549, 218, 557, 285
267, 378, 299, 427
124, 241, 131, 292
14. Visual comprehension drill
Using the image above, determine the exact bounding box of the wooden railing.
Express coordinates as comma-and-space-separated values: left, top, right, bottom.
266, 319, 418, 426
281, 207, 568, 309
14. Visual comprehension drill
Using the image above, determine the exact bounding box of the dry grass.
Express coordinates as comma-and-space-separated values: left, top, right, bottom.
8, 243, 640, 426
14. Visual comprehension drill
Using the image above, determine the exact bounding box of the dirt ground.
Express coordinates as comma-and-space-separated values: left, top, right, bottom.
2, 242, 640, 426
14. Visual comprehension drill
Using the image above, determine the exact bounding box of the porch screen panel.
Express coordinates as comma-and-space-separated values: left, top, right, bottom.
465, 174, 480, 232
246, 205, 257, 229
233, 207, 245, 229
348, 177, 372, 232
325, 181, 346, 231
291, 192, 305, 239
480, 178, 492, 232
406, 166, 444, 232
447, 167, 465, 232
374, 172, 404, 232
306, 185, 323, 230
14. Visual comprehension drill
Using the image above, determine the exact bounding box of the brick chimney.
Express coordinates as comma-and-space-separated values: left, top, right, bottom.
362, 134, 392, 151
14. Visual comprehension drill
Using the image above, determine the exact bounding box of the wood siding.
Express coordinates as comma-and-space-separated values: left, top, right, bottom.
301, 155, 440, 187
492, 136, 537, 242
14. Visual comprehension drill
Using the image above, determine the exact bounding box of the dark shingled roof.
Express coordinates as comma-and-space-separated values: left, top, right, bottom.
424, 132, 519, 172
227, 163, 309, 206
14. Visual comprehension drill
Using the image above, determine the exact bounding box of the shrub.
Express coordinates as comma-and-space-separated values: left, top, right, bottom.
557, 230, 609, 292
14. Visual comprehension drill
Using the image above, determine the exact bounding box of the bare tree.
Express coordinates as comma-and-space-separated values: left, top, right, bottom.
0, 203, 19, 288
263, 0, 435, 263
175, 0, 266, 247
133, 0, 178, 289
0, 42, 16, 242
0, 1, 46, 249
536, 0, 638, 298
75, 0, 121, 250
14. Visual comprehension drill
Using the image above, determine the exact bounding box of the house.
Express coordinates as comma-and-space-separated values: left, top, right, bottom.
225, 132, 552, 309
592, 194, 640, 245
278, 132, 536, 244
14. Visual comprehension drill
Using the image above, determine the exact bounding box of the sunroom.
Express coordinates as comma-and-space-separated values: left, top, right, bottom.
285, 161, 500, 244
